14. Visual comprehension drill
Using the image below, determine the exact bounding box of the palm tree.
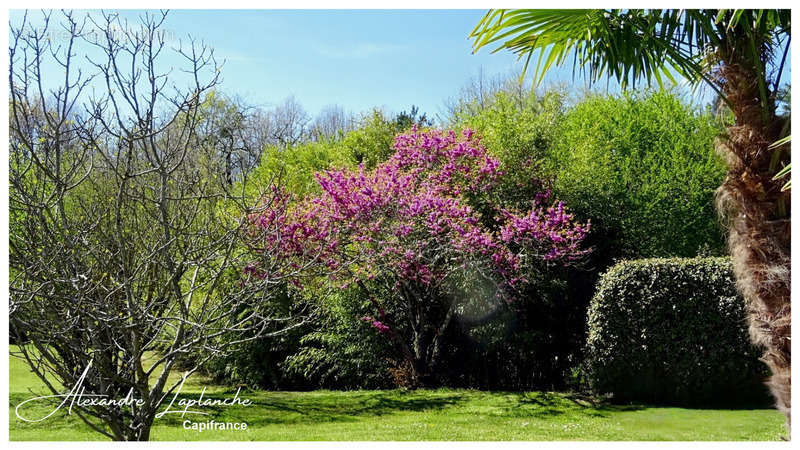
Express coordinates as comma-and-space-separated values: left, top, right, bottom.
471, 9, 791, 425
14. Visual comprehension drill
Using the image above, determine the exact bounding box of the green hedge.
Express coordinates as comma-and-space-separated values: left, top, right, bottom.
549, 90, 728, 260
584, 257, 770, 406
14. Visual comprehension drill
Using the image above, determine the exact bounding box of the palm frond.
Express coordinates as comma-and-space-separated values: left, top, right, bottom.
470, 9, 709, 89
470, 8, 789, 99
770, 135, 791, 192
773, 163, 791, 192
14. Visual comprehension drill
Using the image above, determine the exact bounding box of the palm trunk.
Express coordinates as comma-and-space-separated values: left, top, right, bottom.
714, 56, 791, 428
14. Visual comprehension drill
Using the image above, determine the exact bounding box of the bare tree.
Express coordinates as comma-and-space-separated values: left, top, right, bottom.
268, 95, 311, 147
247, 107, 277, 150
309, 104, 355, 141
442, 67, 506, 119
9, 10, 317, 441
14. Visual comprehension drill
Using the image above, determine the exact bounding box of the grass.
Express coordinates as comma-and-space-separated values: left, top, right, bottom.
9, 349, 786, 441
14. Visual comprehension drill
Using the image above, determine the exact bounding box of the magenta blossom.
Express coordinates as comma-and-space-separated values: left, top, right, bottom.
247, 127, 590, 383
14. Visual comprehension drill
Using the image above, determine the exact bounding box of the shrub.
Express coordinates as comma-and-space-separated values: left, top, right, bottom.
450, 85, 727, 260
448, 85, 567, 212
202, 324, 310, 390
335, 107, 433, 170
195, 282, 313, 390
585, 257, 770, 406
247, 140, 356, 200
283, 287, 397, 390
550, 90, 728, 260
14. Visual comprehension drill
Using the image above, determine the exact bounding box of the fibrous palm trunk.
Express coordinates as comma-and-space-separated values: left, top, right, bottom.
714, 52, 791, 429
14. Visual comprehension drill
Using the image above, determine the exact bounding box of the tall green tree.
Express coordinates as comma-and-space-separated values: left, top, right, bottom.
471, 9, 791, 425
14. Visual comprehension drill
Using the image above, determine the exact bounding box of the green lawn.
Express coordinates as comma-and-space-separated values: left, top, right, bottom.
9, 351, 786, 441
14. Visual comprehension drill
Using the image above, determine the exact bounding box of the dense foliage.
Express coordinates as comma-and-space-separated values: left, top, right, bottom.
451, 86, 728, 260
283, 287, 397, 389
444, 85, 729, 391
550, 90, 728, 259
585, 258, 769, 406
205, 85, 733, 392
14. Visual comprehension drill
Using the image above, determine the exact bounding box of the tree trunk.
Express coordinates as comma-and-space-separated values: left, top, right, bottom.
714, 58, 791, 428
134, 424, 152, 441
120, 411, 154, 441
409, 328, 433, 388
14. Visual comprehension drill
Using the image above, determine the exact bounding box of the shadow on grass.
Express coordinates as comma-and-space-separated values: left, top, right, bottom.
155, 389, 652, 428
505, 391, 646, 419
155, 390, 469, 427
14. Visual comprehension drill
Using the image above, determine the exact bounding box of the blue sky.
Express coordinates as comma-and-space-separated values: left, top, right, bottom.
9, 9, 606, 120
9, 9, 791, 120
160, 9, 572, 118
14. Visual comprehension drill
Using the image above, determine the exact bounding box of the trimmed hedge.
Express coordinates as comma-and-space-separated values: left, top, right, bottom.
585, 257, 770, 406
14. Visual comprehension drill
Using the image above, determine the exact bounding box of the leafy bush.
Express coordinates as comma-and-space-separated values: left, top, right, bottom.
452, 85, 727, 259
246, 140, 356, 200
194, 282, 312, 390
202, 324, 310, 390
550, 90, 728, 259
284, 287, 397, 390
449, 85, 566, 211
245, 107, 433, 199
585, 257, 770, 406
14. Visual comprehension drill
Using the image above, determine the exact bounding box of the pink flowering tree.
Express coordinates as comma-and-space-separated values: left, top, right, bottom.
249, 126, 590, 386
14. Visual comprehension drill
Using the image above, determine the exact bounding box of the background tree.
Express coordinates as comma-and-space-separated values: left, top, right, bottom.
9, 11, 315, 440
310, 104, 357, 142
394, 105, 433, 130
471, 8, 791, 425
549, 90, 728, 259
268, 95, 312, 147
193, 91, 270, 185
442, 68, 508, 118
